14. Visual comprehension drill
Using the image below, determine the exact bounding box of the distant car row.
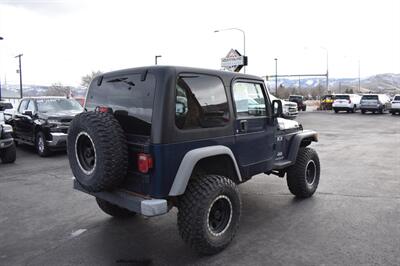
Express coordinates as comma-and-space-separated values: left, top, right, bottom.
332, 93, 400, 114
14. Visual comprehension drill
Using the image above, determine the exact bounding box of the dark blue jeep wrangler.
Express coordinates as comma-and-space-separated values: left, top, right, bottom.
68, 66, 320, 255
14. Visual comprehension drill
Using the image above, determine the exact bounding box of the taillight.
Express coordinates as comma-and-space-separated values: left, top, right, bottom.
137, 153, 153, 173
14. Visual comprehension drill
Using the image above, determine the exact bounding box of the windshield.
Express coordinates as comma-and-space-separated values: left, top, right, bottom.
394, 96, 400, 101
37, 98, 83, 113
335, 95, 350, 100
362, 95, 378, 100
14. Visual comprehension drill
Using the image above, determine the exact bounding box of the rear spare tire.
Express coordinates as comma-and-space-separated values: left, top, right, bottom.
67, 111, 128, 192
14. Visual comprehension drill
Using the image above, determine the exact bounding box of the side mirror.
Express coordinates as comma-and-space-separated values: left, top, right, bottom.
272, 100, 283, 118
23, 110, 33, 117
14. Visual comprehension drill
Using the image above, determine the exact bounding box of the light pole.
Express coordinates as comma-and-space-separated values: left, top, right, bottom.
214, 28, 246, 73
274, 58, 278, 96
358, 59, 361, 92
155, 55, 162, 65
15, 54, 23, 99
0, 36, 3, 101
320, 46, 329, 91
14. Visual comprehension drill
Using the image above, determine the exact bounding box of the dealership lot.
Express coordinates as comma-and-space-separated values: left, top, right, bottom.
0, 111, 399, 265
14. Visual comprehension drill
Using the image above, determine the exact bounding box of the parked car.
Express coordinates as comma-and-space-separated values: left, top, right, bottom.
0, 102, 16, 163
320, 94, 335, 110
269, 94, 298, 119
68, 66, 321, 255
360, 94, 391, 114
389, 94, 400, 115
8, 97, 83, 156
332, 94, 362, 113
289, 95, 307, 111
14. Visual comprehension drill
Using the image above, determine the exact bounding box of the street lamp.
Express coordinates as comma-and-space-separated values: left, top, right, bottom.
214, 28, 246, 73
155, 55, 162, 65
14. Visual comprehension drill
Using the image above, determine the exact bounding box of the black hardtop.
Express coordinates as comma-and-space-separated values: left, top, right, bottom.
89, 66, 268, 145
99, 65, 262, 84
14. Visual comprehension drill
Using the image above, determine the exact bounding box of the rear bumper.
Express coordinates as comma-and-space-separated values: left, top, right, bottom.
360, 106, 381, 111
73, 180, 169, 217
47, 132, 67, 148
0, 137, 14, 149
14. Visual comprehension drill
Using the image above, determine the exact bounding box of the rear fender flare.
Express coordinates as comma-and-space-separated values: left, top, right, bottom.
168, 145, 242, 196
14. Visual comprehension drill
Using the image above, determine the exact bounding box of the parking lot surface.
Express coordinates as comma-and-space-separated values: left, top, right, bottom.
1, 111, 399, 266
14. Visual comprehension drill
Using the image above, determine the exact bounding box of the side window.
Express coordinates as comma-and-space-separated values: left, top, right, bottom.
18, 100, 28, 113
26, 100, 36, 113
232, 82, 267, 118
175, 74, 229, 130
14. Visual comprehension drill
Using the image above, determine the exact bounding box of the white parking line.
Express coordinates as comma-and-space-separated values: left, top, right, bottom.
70, 229, 87, 238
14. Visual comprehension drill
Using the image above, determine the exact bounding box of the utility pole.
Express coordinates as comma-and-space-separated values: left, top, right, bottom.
155, 55, 162, 65
0, 36, 3, 101
358, 59, 361, 92
15, 54, 23, 99
274, 58, 278, 96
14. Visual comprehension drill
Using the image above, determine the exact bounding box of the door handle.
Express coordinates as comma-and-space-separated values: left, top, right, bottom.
240, 120, 248, 132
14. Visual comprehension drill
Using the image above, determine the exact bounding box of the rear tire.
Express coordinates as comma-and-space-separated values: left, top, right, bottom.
287, 147, 320, 198
334, 109, 339, 113
178, 175, 241, 255
96, 198, 136, 218
361, 110, 366, 114
1, 143, 16, 163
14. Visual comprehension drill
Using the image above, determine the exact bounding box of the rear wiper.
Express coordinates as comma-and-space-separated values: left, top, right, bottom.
107, 78, 135, 87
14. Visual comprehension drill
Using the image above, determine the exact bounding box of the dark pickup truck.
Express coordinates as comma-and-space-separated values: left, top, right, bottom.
8, 97, 83, 156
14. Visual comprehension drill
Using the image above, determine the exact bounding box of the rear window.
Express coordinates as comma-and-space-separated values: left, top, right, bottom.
362, 95, 378, 100
289, 96, 302, 100
85, 73, 156, 124
335, 95, 350, 100
394, 96, 400, 101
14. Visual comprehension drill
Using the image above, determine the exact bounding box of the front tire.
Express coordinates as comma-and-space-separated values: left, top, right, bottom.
36, 131, 51, 157
96, 198, 136, 218
334, 109, 339, 113
287, 147, 320, 198
1, 143, 16, 163
177, 175, 241, 255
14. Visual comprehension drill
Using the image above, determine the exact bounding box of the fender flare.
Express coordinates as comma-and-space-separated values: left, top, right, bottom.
168, 145, 242, 196
287, 130, 318, 163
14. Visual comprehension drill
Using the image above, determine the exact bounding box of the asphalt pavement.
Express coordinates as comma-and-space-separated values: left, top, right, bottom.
0, 111, 399, 266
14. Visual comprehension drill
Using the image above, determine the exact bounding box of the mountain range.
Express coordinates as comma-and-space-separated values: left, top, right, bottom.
1, 73, 399, 98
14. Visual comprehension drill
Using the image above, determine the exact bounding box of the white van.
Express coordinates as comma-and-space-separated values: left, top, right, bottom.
332, 94, 362, 113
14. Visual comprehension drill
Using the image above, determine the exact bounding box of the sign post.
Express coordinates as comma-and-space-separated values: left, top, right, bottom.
221, 49, 248, 73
